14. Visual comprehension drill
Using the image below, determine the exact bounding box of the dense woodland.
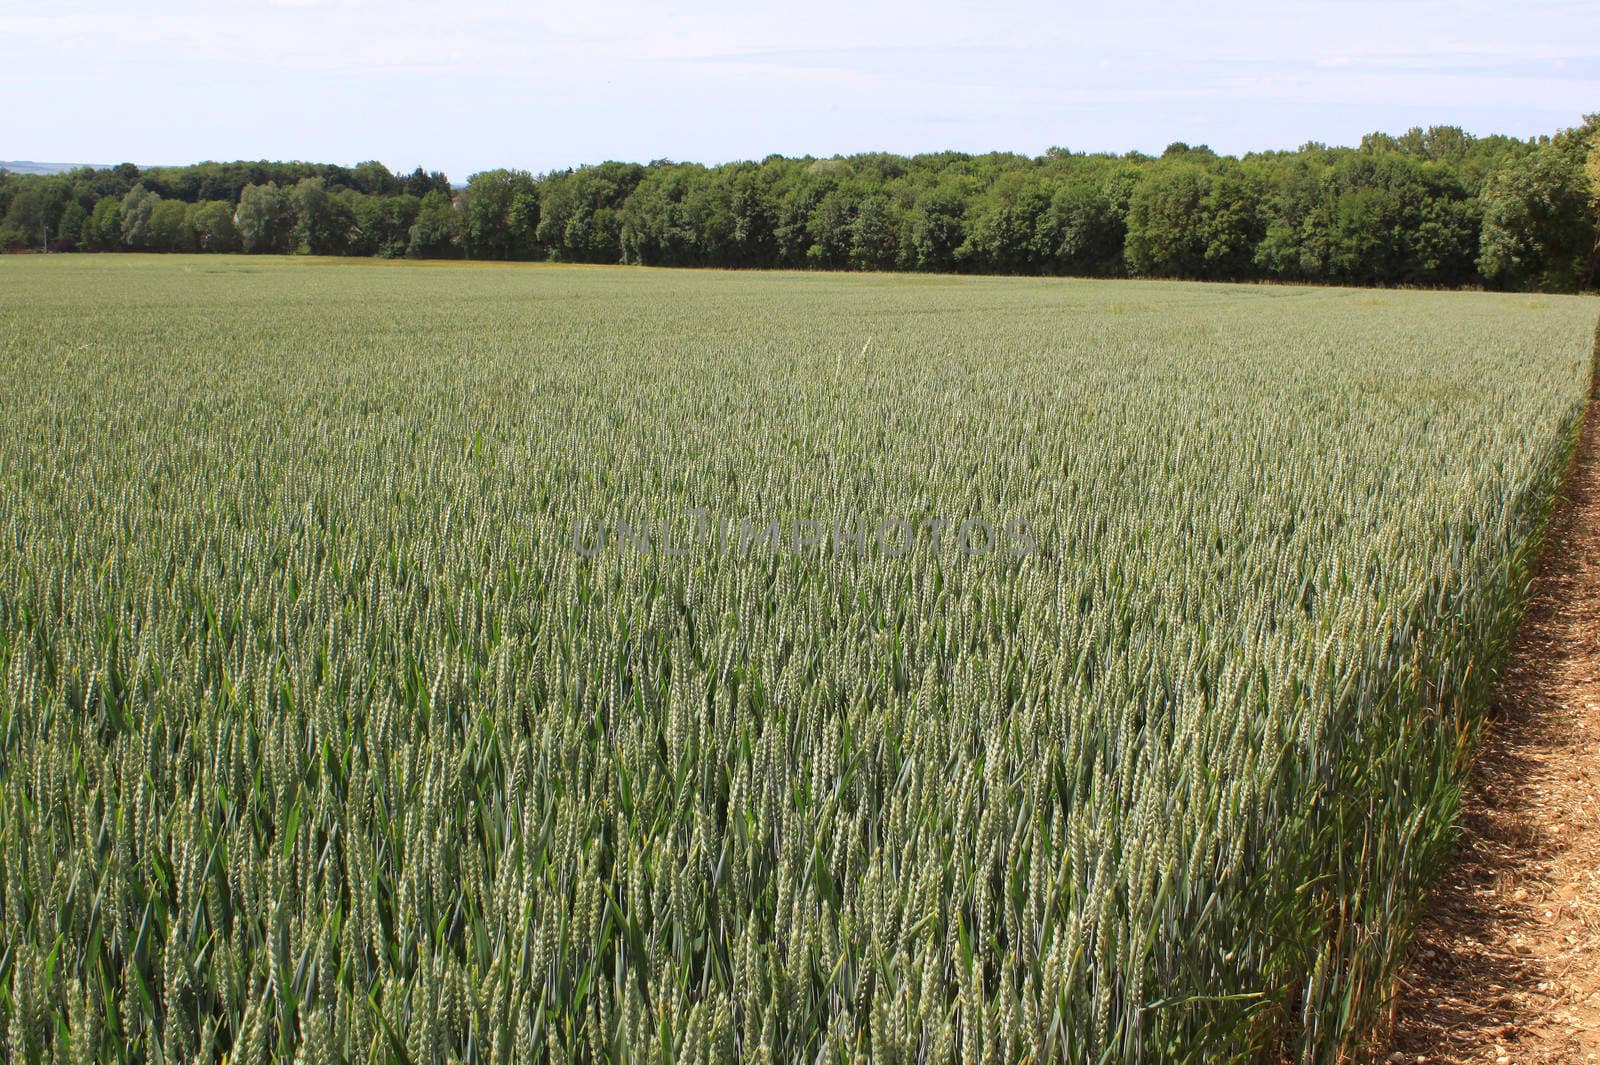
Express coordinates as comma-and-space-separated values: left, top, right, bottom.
4, 117, 1598, 291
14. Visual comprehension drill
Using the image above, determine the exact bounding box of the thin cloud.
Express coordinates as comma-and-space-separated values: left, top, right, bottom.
3, 0, 1596, 176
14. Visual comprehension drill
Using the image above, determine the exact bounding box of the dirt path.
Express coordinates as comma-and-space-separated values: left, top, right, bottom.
1388, 376, 1600, 1064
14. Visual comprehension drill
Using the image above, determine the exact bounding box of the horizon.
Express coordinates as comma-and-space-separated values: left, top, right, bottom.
0, 115, 1583, 184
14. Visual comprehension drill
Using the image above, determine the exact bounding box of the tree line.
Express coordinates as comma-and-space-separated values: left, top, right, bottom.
3, 118, 1597, 291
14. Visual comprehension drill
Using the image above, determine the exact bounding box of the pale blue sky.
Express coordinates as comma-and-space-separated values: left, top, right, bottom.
4, 0, 1597, 180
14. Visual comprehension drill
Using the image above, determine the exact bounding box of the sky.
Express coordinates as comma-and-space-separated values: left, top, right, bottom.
3, 0, 1598, 180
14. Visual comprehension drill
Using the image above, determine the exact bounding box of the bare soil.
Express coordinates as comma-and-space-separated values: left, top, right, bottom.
1387, 378, 1600, 1064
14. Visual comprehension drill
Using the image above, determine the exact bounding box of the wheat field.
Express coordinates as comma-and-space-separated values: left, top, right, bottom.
0, 256, 1594, 1063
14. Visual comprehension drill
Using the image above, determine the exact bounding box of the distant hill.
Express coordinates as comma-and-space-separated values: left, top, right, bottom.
0, 161, 110, 175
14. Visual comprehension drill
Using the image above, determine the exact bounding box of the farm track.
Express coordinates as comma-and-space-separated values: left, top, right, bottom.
1388, 365, 1600, 1063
